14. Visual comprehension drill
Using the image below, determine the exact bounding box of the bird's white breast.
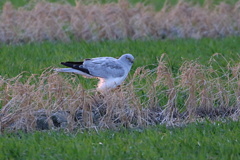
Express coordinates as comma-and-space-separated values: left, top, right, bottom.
97, 76, 127, 92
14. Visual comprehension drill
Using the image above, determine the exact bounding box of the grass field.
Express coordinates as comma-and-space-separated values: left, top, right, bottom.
0, 121, 240, 160
0, 37, 239, 131
1, 37, 240, 78
0, 0, 240, 159
0, 0, 239, 128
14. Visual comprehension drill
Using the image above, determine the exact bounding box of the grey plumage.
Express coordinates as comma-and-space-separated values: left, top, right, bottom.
55, 54, 134, 92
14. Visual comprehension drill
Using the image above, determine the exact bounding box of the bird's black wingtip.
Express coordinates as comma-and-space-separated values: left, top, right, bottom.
60, 61, 91, 75
60, 62, 72, 68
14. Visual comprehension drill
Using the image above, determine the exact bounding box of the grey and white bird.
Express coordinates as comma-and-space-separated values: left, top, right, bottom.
55, 54, 134, 92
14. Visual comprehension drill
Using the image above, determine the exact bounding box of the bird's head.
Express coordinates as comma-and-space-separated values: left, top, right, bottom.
120, 54, 134, 65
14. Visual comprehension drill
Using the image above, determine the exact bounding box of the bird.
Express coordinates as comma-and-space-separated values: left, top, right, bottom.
54, 54, 134, 92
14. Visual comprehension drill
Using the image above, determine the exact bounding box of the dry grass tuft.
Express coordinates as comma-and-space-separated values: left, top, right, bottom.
0, 58, 239, 132
1, 0, 240, 43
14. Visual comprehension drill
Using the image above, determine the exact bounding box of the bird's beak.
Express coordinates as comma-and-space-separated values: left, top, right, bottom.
127, 58, 134, 64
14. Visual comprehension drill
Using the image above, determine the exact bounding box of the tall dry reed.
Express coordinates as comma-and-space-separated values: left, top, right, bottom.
1, 0, 240, 43
0, 58, 239, 132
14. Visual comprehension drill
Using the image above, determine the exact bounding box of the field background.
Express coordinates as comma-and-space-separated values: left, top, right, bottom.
0, 0, 240, 159
1, 37, 240, 78
1, 0, 240, 9
1, 0, 240, 43
1, 121, 240, 160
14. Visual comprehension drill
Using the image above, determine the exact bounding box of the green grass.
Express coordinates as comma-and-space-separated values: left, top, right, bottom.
0, 121, 239, 159
0, 37, 239, 91
1, 37, 240, 78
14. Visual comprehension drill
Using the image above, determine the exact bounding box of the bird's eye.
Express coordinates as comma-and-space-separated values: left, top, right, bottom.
126, 57, 134, 63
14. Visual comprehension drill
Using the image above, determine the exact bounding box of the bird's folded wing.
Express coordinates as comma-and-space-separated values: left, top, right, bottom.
84, 58, 125, 78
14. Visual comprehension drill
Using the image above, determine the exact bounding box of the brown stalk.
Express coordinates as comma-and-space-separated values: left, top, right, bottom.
180, 62, 203, 118
155, 54, 176, 122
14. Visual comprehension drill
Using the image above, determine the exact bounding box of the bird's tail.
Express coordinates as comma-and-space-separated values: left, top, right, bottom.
54, 68, 94, 78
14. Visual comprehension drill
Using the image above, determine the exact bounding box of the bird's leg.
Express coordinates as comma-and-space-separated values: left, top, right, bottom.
111, 85, 121, 92
94, 91, 105, 99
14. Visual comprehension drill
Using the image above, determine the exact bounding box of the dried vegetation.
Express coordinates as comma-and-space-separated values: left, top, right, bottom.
0, 55, 239, 132
1, 0, 240, 43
